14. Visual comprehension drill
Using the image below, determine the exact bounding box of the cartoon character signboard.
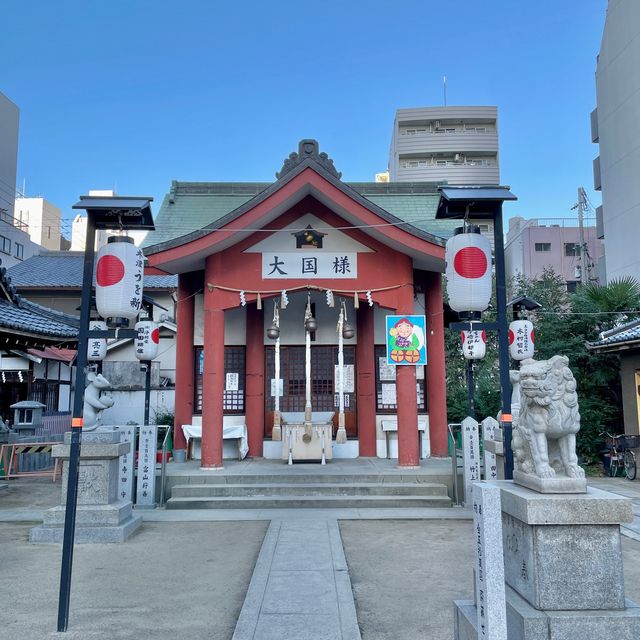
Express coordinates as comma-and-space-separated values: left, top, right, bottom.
386, 315, 427, 366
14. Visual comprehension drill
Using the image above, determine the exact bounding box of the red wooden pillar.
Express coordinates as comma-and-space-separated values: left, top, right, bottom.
245, 303, 265, 457
173, 272, 198, 451
395, 284, 420, 466
201, 271, 224, 469
356, 304, 376, 456
424, 271, 448, 457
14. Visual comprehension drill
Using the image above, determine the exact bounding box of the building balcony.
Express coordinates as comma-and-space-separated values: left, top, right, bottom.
596, 205, 604, 239
395, 129, 498, 155
591, 108, 599, 143
393, 163, 500, 185
593, 156, 602, 191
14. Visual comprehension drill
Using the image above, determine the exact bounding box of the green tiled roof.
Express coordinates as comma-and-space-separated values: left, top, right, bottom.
363, 194, 458, 239
143, 180, 457, 250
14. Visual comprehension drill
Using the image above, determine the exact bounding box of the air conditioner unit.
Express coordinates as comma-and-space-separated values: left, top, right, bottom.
454, 153, 465, 162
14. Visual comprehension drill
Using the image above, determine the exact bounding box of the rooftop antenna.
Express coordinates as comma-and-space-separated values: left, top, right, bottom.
443, 75, 447, 106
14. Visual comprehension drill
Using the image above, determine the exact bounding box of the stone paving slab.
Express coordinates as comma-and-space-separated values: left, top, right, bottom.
233, 518, 361, 640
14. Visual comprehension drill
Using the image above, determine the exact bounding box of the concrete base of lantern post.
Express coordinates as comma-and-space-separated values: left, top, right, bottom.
30, 429, 142, 544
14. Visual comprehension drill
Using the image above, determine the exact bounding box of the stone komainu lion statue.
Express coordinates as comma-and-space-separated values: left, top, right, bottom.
511, 355, 585, 480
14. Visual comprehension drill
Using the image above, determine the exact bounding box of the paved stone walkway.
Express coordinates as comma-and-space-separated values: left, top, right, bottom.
232, 518, 361, 640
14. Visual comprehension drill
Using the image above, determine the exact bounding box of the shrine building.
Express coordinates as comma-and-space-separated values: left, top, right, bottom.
143, 140, 458, 468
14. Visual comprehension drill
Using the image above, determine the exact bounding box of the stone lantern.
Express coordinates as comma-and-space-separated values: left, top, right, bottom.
10, 400, 46, 436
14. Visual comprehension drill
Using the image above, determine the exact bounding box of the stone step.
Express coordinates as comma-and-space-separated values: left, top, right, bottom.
165, 494, 452, 509
167, 473, 450, 486
170, 482, 449, 498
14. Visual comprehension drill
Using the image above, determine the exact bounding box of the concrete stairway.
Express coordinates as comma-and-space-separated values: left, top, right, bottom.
165, 472, 452, 509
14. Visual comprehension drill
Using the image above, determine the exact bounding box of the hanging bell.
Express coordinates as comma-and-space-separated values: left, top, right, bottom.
267, 323, 280, 340
305, 316, 318, 333
342, 322, 355, 339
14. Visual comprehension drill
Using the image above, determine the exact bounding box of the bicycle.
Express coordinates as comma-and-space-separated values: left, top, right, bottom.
600, 432, 639, 481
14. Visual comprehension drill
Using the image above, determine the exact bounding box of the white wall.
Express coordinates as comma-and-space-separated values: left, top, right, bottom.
101, 388, 175, 426
0, 92, 19, 219
14, 197, 61, 251
595, 0, 640, 282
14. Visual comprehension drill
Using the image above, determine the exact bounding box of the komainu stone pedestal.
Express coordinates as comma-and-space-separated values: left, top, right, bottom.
30, 430, 142, 543
454, 481, 640, 639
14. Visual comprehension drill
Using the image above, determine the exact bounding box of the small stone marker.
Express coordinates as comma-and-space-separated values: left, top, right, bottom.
136, 425, 157, 507
473, 482, 506, 640
462, 416, 480, 506
114, 425, 135, 502
482, 417, 499, 481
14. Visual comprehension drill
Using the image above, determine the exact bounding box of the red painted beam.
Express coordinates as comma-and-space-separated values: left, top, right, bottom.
173, 272, 198, 451
245, 304, 265, 457
356, 304, 377, 456
395, 283, 420, 467
424, 271, 448, 457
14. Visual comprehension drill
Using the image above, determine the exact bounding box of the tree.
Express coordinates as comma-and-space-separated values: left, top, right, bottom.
445, 268, 640, 464
510, 270, 640, 463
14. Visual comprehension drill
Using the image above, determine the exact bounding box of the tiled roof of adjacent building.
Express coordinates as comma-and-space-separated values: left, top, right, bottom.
586, 319, 640, 351
0, 298, 79, 338
7, 252, 178, 289
0, 257, 79, 340
143, 180, 459, 249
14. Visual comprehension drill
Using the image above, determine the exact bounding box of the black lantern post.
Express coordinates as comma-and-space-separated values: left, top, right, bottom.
436, 186, 518, 479
57, 196, 154, 632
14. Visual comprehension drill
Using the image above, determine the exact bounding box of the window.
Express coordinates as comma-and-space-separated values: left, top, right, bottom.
564, 243, 580, 257
566, 281, 578, 294
464, 126, 487, 133
374, 345, 427, 413
401, 128, 427, 136
194, 346, 246, 414
0, 235, 10, 254
477, 224, 490, 233
15, 242, 23, 260
535, 243, 551, 252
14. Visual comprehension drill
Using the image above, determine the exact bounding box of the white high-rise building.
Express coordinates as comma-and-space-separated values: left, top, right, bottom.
14, 197, 62, 251
591, 0, 640, 283
388, 106, 500, 184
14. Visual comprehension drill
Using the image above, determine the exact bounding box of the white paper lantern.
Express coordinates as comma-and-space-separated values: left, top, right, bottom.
95, 236, 144, 323
445, 228, 492, 313
135, 320, 160, 361
509, 320, 535, 361
461, 329, 486, 360
87, 320, 107, 361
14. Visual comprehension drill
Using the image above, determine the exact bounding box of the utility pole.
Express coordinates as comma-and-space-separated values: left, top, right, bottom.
574, 187, 589, 285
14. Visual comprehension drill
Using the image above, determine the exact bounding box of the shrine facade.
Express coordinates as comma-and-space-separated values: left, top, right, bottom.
143, 140, 456, 467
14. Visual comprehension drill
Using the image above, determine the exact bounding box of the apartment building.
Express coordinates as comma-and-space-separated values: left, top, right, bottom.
591, 0, 640, 283
388, 106, 500, 185
505, 217, 604, 292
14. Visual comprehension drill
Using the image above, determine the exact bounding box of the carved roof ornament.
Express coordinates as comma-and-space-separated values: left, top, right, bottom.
276, 139, 342, 180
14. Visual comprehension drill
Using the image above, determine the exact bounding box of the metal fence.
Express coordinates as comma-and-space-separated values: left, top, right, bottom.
37, 411, 72, 437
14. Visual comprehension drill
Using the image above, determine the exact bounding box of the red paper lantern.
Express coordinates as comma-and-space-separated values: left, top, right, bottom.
95, 236, 144, 323
135, 320, 159, 361
445, 228, 492, 313
87, 320, 107, 361
461, 329, 486, 360
508, 319, 535, 361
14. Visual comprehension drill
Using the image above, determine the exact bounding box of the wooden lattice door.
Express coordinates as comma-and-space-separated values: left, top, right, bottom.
264, 345, 357, 438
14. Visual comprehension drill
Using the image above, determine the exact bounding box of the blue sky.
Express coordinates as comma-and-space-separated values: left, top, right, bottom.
1, 1, 607, 238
